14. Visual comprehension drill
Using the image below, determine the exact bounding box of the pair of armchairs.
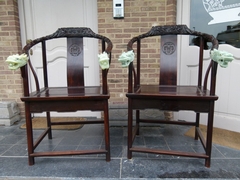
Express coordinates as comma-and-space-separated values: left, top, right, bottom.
20, 25, 219, 167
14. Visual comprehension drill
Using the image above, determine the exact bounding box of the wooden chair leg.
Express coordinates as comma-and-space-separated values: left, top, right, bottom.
25, 103, 35, 165
195, 113, 200, 140
46, 112, 52, 139
136, 110, 140, 135
205, 102, 215, 168
128, 100, 133, 159
104, 102, 110, 162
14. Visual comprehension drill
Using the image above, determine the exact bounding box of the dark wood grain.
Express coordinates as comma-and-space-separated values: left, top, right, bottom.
20, 27, 112, 165
126, 25, 219, 167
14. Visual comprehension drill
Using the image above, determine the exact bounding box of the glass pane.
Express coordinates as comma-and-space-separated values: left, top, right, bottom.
190, 0, 240, 48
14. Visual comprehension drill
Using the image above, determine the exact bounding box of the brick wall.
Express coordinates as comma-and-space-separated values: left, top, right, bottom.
98, 0, 177, 106
0, 0, 24, 114
0, 0, 177, 117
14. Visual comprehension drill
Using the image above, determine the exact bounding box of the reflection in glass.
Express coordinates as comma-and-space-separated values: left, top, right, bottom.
190, 0, 240, 48
217, 22, 240, 47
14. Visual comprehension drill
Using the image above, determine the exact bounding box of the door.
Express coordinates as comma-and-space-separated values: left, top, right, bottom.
177, 0, 240, 132
18, 0, 101, 118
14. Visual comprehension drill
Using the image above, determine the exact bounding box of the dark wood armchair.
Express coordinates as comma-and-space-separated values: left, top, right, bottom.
20, 27, 112, 165
126, 25, 219, 167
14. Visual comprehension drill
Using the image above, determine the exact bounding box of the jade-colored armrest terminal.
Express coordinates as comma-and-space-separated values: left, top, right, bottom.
210, 49, 234, 68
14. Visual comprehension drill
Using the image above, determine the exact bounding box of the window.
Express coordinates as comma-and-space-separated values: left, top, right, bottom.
190, 0, 240, 48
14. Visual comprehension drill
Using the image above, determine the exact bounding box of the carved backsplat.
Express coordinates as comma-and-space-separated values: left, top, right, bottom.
67, 38, 84, 86
160, 35, 177, 85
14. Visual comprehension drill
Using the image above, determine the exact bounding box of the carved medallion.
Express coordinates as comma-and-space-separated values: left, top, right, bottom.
69, 44, 82, 56
162, 42, 175, 55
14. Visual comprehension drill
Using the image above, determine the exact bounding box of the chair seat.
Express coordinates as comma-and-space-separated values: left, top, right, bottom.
21, 86, 110, 101
127, 85, 218, 100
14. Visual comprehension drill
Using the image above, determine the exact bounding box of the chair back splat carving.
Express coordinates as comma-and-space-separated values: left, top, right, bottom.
20, 27, 112, 165
126, 25, 219, 167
